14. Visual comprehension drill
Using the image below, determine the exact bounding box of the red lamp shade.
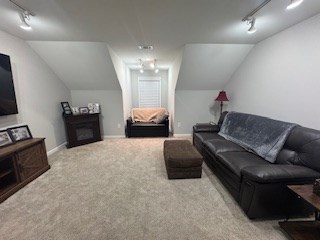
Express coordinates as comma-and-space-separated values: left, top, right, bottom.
215, 91, 229, 102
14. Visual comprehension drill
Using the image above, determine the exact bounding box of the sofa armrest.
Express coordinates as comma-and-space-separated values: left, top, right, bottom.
193, 123, 220, 133
127, 117, 133, 126
241, 165, 320, 183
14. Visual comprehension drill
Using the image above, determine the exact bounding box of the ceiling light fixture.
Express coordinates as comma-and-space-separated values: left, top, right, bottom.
139, 59, 144, 73
247, 17, 257, 34
242, 0, 271, 34
286, 0, 304, 10
150, 60, 155, 69
19, 11, 32, 30
154, 59, 159, 73
9, 0, 35, 31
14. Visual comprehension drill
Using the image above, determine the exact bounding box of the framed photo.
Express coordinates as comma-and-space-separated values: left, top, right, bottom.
0, 130, 15, 147
61, 102, 72, 115
71, 107, 80, 115
79, 107, 89, 114
88, 103, 100, 114
8, 125, 33, 142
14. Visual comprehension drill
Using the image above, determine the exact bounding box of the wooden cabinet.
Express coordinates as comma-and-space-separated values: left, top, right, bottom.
0, 138, 50, 203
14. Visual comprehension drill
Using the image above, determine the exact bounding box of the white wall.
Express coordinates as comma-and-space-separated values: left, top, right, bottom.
130, 69, 168, 109
174, 90, 220, 134
108, 46, 132, 121
168, 51, 183, 132
28, 42, 120, 91
176, 44, 253, 90
71, 90, 124, 136
0, 30, 71, 152
225, 13, 320, 130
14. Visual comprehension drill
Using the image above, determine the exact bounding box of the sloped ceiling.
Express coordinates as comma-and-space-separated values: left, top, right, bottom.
2, 0, 320, 69
28, 41, 120, 90
2, 1, 320, 92
176, 44, 253, 90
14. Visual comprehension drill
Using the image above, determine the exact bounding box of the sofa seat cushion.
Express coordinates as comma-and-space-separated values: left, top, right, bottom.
131, 122, 166, 127
204, 139, 246, 154
241, 165, 320, 183
216, 152, 268, 177
193, 132, 224, 142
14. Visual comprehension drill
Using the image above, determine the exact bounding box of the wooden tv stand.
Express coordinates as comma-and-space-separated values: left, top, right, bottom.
0, 138, 50, 203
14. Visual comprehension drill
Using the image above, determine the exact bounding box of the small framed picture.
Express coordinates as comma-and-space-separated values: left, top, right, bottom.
8, 125, 33, 142
88, 103, 100, 114
71, 107, 80, 115
61, 102, 72, 115
0, 130, 15, 147
79, 107, 89, 114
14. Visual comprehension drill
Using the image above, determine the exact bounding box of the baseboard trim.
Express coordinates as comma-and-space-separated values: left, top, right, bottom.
103, 135, 126, 139
47, 142, 67, 156
173, 134, 192, 137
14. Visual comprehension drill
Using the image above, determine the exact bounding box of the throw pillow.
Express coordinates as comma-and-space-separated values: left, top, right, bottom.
154, 114, 169, 124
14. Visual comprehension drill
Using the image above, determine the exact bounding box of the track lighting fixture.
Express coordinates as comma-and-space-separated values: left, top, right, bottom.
247, 17, 256, 34
287, 0, 304, 10
242, 0, 303, 34
9, 0, 35, 31
19, 11, 32, 30
138, 59, 159, 73
139, 59, 144, 73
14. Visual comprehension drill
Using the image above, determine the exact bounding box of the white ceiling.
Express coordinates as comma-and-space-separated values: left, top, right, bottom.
1, 0, 320, 92
1, 0, 320, 69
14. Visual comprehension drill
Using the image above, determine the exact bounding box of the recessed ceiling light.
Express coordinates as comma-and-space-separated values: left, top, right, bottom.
138, 45, 153, 50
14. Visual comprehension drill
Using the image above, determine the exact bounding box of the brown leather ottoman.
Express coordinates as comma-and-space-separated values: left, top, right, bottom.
163, 140, 203, 179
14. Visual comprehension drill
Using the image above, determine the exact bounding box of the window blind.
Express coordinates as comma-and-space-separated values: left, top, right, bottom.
138, 77, 161, 108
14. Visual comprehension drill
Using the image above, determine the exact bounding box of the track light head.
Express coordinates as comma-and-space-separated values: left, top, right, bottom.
247, 17, 256, 34
19, 11, 32, 30
287, 0, 304, 10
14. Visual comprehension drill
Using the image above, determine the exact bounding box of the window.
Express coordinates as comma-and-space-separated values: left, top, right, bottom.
138, 76, 161, 108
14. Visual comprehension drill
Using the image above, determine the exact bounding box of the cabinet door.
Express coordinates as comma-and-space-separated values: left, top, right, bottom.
17, 143, 45, 181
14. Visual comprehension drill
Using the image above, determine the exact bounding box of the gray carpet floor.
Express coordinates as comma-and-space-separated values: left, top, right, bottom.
0, 138, 288, 240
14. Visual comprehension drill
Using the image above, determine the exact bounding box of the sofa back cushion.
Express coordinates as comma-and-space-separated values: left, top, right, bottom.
131, 108, 168, 122
276, 126, 320, 172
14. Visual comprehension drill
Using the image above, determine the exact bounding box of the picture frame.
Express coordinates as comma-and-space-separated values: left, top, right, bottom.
79, 107, 89, 114
8, 125, 33, 142
0, 130, 15, 147
71, 107, 80, 115
88, 103, 100, 114
61, 101, 72, 115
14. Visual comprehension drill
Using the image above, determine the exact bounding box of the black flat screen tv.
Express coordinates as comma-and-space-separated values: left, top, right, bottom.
0, 53, 18, 116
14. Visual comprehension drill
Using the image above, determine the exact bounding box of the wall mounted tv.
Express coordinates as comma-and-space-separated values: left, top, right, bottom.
0, 53, 18, 116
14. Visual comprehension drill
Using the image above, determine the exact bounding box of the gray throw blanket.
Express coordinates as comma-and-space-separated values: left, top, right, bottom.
218, 112, 297, 163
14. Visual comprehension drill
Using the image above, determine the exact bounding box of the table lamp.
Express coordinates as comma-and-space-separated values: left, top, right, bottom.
215, 90, 229, 116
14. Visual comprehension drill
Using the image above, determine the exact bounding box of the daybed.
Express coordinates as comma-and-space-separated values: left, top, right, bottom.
193, 111, 320, 219
126, 108, 169, 138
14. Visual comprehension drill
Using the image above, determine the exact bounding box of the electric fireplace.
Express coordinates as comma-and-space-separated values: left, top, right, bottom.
63, 113, 102, 148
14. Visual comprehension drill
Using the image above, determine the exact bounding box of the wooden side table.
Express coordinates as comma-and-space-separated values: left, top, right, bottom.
279, 185, 320, 240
